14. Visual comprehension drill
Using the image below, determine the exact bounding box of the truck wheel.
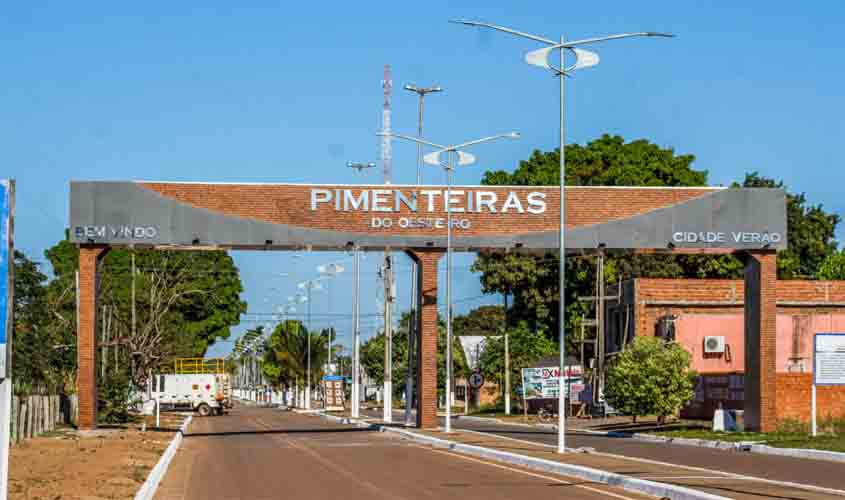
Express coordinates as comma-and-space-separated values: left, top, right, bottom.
197, 403, 212, 417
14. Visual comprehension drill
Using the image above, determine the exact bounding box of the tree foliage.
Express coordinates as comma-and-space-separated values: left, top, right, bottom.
361, 311, 468, 397
474, 136, 841, 346
737, 172, 840, 278
604, 337, 696, 421
259, 320, 333, 390
11, 250, 76, 394
453, 305, 505, 337
477, 322, 557, 403
37, 237, 246, 389
475, 135, 709, 340
818, 250, 845, 280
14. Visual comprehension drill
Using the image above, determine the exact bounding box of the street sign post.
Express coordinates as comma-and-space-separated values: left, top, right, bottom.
0, 180, 15, 500
468, 372, 484, 390
812, 333, 845, 436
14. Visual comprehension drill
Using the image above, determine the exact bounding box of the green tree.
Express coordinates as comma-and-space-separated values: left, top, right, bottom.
453, 305, 505, 337
736, 172, 840, 278
477, 322, 557, 404
474, 139, 841, 346
261, 320, 329, 392
604, 337, 696, 423
11, 250, 61, 393
361, 311, 468, 399
43, 237, 247, 388
475, 135, 708, 341
818, 250, 845, 280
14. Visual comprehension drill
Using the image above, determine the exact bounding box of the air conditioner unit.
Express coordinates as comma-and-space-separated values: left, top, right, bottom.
704, 336, 726, 354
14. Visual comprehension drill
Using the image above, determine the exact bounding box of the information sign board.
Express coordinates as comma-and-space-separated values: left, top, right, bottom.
814, 334, 845, 386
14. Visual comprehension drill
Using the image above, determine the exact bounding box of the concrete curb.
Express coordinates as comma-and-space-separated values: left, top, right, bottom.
380, 426, 729, 500
134, 415, 193, 500
580, 428, 845, 463
748, 443, 845, 463
315, 413, 728, 500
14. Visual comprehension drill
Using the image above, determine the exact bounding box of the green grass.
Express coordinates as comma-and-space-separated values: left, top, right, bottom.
649, 426, 845, 453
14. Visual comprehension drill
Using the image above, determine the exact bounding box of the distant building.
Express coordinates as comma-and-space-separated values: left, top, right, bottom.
604, 279, 845, 421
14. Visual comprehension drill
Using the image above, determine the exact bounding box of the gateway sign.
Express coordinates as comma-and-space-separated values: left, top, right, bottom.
311, 188, 547, 231
68, 182, 787, 251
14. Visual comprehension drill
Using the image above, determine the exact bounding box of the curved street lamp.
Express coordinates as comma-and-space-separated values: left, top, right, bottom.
451, 19, 674, 453
378, 130, 520, 433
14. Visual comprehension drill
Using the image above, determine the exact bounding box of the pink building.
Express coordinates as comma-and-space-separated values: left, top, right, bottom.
605, 279, 845, 421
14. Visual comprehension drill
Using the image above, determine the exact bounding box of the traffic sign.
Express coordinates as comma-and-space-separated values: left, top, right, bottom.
468, 372, 484, 389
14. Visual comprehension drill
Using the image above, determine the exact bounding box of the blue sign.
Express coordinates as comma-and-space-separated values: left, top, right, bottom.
323, 375, 344, 382
0, 180, 10, 378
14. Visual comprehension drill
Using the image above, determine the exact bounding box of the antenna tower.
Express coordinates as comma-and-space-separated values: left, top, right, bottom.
381, 64, 392, 184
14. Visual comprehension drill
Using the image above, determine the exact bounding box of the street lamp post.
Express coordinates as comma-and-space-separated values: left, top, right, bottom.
451, 19, 673, 453
403, 83, 443, 427
297, 280, 321, 409
318, 263, 345, 375
379, 131, 520, 433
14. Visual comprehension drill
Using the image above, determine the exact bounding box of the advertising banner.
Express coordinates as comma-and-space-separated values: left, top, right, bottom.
520, 366, 583, 400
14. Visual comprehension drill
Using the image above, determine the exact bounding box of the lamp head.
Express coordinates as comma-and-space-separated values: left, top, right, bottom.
507, 132, 521, 139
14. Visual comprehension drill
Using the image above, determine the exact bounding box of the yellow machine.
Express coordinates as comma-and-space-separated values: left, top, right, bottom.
174, 357, 226, 375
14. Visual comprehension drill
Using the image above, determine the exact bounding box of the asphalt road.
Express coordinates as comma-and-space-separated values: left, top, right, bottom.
154, 406, 655, 500
452, 418, 845, 492
361, 409, 845, 499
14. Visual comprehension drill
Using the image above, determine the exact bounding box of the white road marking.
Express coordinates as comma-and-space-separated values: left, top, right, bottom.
427, 448, 645, 500
456, 426, 845, 497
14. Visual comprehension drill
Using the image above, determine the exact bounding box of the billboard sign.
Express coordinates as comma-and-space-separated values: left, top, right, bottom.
814, 333, 845, 386
0, 181, 11, 379
520, 366, 583, 400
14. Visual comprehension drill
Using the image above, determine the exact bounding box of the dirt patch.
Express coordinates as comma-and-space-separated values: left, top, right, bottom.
9, 413, 188, 500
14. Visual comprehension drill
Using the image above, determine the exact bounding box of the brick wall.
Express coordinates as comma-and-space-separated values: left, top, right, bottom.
408, 249, 442, 429
776, 374, 845, 423
77, 246, 108, 430
140, 183, 718, 236
625, 277, 845, 426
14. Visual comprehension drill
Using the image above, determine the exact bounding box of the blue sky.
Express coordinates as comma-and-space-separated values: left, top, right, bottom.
2, 1, 843, 356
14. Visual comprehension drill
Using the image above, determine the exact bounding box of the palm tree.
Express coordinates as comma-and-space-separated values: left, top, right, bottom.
264, 320, 329, 405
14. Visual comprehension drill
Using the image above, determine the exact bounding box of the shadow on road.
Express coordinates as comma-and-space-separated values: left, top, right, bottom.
184, 427, 377, 438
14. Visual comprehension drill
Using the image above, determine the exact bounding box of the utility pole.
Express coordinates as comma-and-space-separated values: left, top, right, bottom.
382, 64, 394, 424
131, 251, 136, 380
403, 82, 442, 426
382, 258, 394, 423
503, 291, 511, 415
351, 247, 361, 419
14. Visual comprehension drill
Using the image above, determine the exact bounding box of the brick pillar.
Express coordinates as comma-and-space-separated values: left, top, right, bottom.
78, 245, 109, 430
743, 250, 777, 432
406, 249, 443, 429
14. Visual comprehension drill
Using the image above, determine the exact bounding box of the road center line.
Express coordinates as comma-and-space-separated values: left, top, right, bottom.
427, 448, 643, 500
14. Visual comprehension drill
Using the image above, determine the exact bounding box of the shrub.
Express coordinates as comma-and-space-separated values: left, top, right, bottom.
604, 337, 696, 423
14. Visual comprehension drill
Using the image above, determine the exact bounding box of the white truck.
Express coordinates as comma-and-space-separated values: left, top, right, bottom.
149, 373, 228, 416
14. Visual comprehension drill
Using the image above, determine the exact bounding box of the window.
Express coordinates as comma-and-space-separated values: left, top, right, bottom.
160, 375, 166, 392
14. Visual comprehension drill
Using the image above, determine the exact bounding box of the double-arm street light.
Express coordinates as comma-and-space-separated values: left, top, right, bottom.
379, 131, 520, 433
402, 83, 443, 427
451, 19, 674, 453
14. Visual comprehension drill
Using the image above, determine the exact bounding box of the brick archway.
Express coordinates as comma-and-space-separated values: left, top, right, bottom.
71, 182, 786, 431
